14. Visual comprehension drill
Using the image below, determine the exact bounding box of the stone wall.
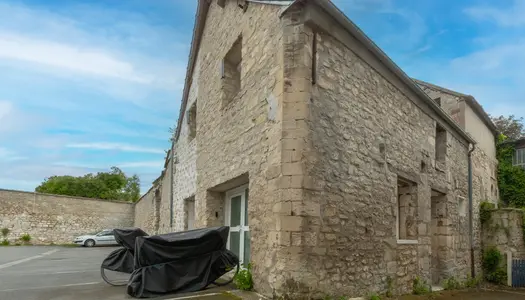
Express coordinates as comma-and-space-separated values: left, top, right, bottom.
482, 208, 525, 255
134, 186, 158, 235
0, 189, 134, 244
159, 157, 173, 233
191, 0, 284, 295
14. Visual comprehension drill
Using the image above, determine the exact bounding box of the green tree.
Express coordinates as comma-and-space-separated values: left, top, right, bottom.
497, 134, 525, 207
35, 167, 141, 202
491, 115, 525, 141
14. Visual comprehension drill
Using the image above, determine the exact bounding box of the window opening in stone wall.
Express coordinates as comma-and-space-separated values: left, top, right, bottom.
457, 195, 467, 217
221, 35, 242, 107
434, 97, 441, 107
184, 196, 195, 231
187, 102, 197, 141
435, 123, 447, 164
431, 189, 448, 285
513, 148, 525, 168
397, 177, 418, 242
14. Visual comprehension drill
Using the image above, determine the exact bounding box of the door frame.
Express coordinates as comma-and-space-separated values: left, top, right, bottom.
224, 184, 249, 264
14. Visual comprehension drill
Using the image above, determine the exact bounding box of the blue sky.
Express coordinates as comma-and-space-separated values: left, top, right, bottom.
0, 0, 523, 193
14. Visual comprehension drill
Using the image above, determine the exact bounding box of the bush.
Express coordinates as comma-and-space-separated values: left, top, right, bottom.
442, 276, 461, 290
464, 275, 482, 288
480, 201, 495, 225
412, 276, 431, 295
367, 292, 381, 300
1, 239, 10, 246
483, 246, 507, 284
1, 228, 9, 238
233, 263, 253, 291
20, 233, 31, 243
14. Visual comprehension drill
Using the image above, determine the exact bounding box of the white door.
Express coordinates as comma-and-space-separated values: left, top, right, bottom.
225, 185, 250, 265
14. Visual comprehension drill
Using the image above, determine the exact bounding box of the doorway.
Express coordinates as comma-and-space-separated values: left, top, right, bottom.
225, 184, 250, 265
431, 189, 447, 285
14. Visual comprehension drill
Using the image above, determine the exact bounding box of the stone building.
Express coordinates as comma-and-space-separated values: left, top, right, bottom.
415, 80, 499, 205
166, 0, 493, 298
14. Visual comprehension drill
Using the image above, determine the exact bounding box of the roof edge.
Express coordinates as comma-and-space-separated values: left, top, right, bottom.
174, 0, 211, 143
414, 79, 498, 135
282, 0, 476, 145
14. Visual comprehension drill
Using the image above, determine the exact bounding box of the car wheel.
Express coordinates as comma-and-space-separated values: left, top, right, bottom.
84, 239, 95, 247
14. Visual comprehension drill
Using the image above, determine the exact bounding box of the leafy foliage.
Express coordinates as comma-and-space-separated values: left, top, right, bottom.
233, 263, 253, 291
35, 167, 140, 202
492, 115, 525, 141
412, 276, 431, 295
442, 276, 461, 290
1, 228, 9, 238
20, 233, 31, 243
480, 201, 495, 224
496, 134, 525, 207
464, 275, 482, 288
367, 292, 381, 300
1, 239, 9, 246
483, 246, 507, 284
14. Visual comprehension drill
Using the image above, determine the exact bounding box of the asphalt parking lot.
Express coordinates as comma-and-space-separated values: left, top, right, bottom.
0, 246, 240, 300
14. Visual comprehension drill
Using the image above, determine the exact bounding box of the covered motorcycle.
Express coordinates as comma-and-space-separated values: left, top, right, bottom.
100, 227, 149, 284
127, 226, 239, 298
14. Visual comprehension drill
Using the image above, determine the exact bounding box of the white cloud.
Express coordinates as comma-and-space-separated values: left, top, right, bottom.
464, 1, 525, 27
0, 32, 151, 83
66, 142, 165, 154
118, 161, 164, 168
0, 147, 26, 161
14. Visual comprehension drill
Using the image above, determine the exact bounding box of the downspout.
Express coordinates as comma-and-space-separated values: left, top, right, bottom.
170, 143, 175, 230
468, 143, 476, 278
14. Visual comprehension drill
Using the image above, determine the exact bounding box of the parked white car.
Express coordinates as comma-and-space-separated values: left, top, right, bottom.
73, 229, 118, 247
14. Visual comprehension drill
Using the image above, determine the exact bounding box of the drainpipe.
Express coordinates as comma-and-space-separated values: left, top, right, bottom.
468, 143, 476, 278
170, 143, 175, 230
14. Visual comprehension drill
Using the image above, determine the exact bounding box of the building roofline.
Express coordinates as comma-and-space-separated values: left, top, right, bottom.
172, 0, 476, 145
173, 0, 292, 143
414, 79, 498, 136
282, 0, 475, 144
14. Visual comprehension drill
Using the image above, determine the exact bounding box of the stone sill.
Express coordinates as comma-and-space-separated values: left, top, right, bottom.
397, 239, 418, 245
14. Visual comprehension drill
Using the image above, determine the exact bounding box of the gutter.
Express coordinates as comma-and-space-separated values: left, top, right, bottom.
468, 143, 476, 278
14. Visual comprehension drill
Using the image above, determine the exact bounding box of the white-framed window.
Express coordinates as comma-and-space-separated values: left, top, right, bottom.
513, 148, 525, 168
225, 184, 250, 265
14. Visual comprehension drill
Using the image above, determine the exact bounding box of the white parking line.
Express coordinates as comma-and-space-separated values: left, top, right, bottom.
0, 281, 100, 292
0, 249, 59, 270
0, 269, 100, 276
166, 293, 223, 299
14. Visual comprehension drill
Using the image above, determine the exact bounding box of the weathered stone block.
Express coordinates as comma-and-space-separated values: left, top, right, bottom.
277, 215, 304, 231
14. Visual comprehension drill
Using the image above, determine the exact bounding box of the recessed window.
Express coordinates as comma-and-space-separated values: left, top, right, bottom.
435, 123, 446, 163
513, 148, 525, 168
187, 102, 197, 141
458, 195, 467, 217
397, 177, 418, 242
221, 36, 242, 106
184, 196, 195, 230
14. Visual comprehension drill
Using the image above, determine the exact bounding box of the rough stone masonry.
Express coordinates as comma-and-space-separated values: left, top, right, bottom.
166, 0, 486, 298
0, 189, 134, 244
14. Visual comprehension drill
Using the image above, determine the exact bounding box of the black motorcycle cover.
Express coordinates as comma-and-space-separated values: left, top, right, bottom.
126, 226, 238, 298
101, 228, 148, 273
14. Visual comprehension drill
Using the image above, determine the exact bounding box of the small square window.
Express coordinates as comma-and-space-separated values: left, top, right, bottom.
221, 36, 242, 107
435, 123, 446, 163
